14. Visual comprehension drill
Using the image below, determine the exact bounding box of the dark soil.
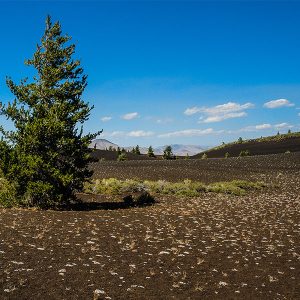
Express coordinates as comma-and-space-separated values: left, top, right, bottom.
1, 153, 299, 299
193, 135, 300, 158
91, 152, 300, 184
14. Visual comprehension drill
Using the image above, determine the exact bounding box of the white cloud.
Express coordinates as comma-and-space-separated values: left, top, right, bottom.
255, 123, 272, 130
185, 102, 254, 123
263, 99, 294, 109
298, 112, 300, 116
158, 128, 219, 138
121, 112, 139, 120
240, 122, 293, 132
184, 107, 202, 116
127, 130, 154, 137
200, 102, 254, 115
274, 122, 293, 129
201, 112, 247, 123
102, 130, 153, 138
102, 131, 124, 138
101, 116, 112, 122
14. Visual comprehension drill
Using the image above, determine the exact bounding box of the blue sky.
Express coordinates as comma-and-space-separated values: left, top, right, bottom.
0, 1, 299, 147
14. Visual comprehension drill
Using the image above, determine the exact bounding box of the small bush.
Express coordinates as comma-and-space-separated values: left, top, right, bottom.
117, 153, 127, 161
207, 182, 245, 195
285, 150, 291, 154
201, 153, 208, 160
225, 152, 230, 158
239, 150, 250, 157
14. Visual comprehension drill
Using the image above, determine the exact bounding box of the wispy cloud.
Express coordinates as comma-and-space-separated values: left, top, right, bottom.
101, 116, 112, 122
240, 122, 293, 132
200, 112, 247, 123
185, 102, 254, 123
121, 112, 139, 120
255, 123, 272, 130
263, 99, 294, 109
145, 116, 173, 124
274, 122, 293, 129
184, 107, 202, 116
156, 117, 173, 124
102, 131, 124, 138
127, 130, 154, 137
102, 130, 153, 138
158, 128, 221, 138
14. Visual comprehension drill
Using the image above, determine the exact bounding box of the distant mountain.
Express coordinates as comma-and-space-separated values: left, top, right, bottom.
125, 144, 206, 156
154, 144, 207, 156
89, 139, 119, 150
123, 146, 149, 154
90, 139, 207, 156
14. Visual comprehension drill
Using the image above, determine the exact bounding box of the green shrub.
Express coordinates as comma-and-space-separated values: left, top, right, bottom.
225, 152, 230, 158
239, 150, 250, 157
201, 153, 208, 159
207, 182, 245, 195
117, 153, 127, 161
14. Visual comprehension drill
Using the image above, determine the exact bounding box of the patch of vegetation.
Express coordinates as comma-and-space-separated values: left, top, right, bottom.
117, 153, 127, 161
201, 153, 208, 160
239, 150, 250, 157
85, 178, 266, 197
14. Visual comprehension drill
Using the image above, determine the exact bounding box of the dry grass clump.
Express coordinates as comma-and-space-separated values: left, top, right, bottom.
207, 180, 266, 195
85, 178, 266, 197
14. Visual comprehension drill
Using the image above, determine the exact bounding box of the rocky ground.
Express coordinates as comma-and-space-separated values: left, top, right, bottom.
0, 153, 299, 299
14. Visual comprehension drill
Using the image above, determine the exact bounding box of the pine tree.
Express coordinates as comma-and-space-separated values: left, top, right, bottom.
0, 16, 100, 207
135, 145, 141, 155
117, 147, 121, 155
163, 145, 174, 160
147, 145, 155, 157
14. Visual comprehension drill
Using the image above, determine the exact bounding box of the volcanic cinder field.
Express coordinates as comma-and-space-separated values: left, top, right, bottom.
1, 153, 299, 299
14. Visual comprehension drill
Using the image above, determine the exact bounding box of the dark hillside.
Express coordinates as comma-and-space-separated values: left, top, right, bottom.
192, 132, 300, 158
90, 149, 158, 161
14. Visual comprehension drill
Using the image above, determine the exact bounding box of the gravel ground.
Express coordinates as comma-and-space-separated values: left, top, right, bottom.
0, 153, 299, 299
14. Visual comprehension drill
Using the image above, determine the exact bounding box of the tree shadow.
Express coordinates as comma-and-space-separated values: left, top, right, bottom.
58, 192, 156, 211
65, 201, 155, 211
